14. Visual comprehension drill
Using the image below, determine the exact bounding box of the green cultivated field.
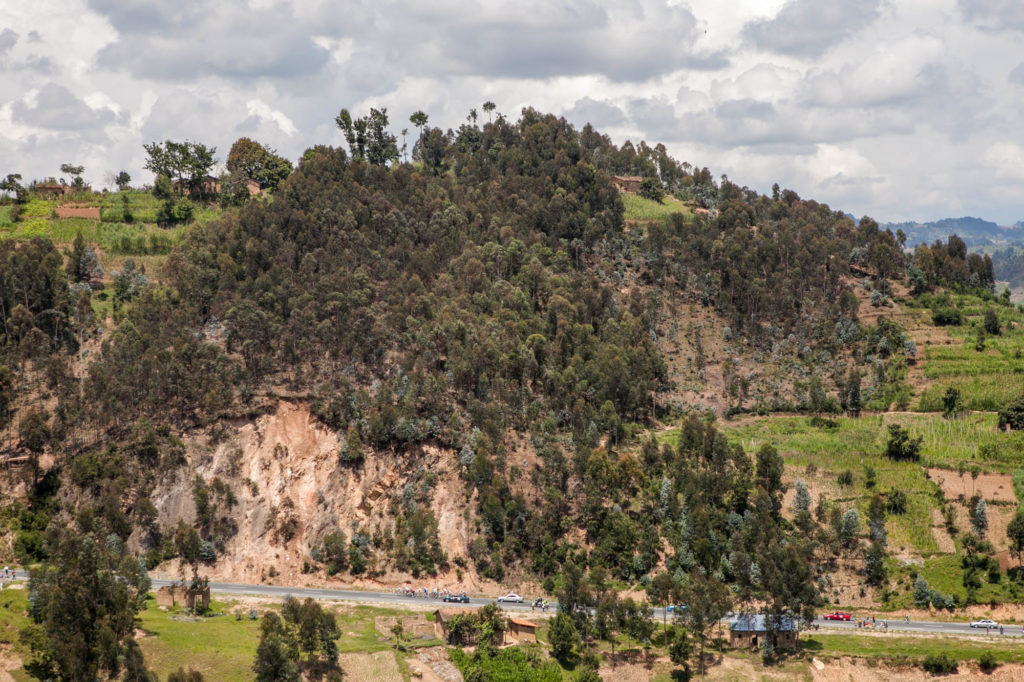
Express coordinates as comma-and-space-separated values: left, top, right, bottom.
718, 413, 1024, 473
622, 193, 692, 222
0, 191, 219, 251
661, 412, 1024, 557
0, 191, 231, 287
904, 294, 1024, 411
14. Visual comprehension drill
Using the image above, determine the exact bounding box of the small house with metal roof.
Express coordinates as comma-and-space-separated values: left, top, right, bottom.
728, 613, 798, 650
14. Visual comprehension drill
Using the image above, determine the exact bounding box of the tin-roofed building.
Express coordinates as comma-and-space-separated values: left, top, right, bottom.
728, 613, 798, 650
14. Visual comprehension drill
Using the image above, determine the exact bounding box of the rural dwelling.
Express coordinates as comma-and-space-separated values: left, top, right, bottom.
154, 583, 210, 611
172, 176, 221, 196
507, 617, 538, 643
155, 585, 178, 608
611, 175, 642, 193
728, 614, 798, 650
33, 183, 73, 198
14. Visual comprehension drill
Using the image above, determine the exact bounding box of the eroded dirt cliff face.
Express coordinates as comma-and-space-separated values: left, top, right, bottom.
139, 401, 496, 591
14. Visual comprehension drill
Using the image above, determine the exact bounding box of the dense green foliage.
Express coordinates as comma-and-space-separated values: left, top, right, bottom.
922, 651, 958, 674
253, 598, 341, 681
912, 235, 994, 293
21, 520, 153, 680
449, 645, 562, 682
5, 108, 1019, 673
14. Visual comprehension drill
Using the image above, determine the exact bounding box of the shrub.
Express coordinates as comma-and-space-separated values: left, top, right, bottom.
922, 652, 957, 675
979, 651, 998, 673
885, 424, 921, 462
837, 469, 854, 486
942, 387, 963, 419
984, 308, 1001, 335
932, 307, 963, 326
839, 509, 860, 547
886, 490, 908, 515
998, 394, 1024, 431
913, 575, 930, 607
198, 540, 216, 564
639, 177, 666, 203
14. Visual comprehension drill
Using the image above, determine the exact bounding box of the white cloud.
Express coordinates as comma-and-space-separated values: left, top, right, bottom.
245, 100, 298, 136
0, 0, 1019, 222
744, 0, 883, 56
982, 142, 1024, 182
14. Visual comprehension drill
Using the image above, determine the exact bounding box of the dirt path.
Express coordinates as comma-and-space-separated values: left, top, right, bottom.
0, 645, 19, 682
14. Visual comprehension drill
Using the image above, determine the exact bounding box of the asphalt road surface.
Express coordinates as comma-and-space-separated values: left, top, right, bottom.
809, 614, 1024, 638
150, 578, 550, 614
152, 578, 1024, 638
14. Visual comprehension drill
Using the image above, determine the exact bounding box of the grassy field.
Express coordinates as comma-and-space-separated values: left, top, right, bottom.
0, 588, 30, 656
138, 599, 439, 679
717, 413, 1024, 474
622, 193, 692, 222
806, 632, 1024, 664
137, 600, 263, 681
0, 590, 440, 680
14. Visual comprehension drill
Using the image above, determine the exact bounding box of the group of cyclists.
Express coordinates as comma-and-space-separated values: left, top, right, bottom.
395, 586, 459, 599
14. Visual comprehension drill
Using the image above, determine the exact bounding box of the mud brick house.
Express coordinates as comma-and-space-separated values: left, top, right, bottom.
611, 175, 642, 193
33, 182, 73, 198
507, 617, 538, 643
172, 176, 221, 196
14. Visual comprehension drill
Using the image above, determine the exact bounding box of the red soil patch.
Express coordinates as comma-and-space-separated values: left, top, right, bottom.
927, 468, 1017, 503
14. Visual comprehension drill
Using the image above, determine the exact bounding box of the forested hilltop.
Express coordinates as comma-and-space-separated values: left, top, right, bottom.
2, 107, 1021, 678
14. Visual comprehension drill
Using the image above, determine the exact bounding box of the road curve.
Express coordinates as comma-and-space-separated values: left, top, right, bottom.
151, 578, 1024, 639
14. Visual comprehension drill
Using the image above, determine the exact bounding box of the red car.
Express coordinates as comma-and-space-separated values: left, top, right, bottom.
822, 611, 851, 621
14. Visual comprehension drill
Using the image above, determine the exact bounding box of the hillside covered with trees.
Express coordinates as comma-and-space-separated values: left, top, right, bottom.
3, 106, 1022, 678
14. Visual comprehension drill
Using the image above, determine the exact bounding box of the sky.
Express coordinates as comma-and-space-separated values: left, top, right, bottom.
1, 0, 1023, 224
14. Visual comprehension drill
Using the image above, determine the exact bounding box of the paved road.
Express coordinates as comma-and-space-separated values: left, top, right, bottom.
809, 615, 1024, 638
153, 578, 1024, 638
150, 578, 551, 614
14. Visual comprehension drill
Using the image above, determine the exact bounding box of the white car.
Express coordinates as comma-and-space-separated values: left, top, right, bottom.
497, 592, 523, 603
971, 619, 998, 629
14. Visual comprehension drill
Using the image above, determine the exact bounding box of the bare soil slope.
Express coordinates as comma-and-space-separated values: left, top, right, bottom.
140, 401, 500, 591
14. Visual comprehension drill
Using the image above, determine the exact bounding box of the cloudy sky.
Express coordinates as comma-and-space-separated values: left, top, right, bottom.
2, 0, 1023, 224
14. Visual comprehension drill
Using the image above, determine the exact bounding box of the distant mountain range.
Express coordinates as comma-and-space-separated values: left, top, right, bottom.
881, 216, 1024, 248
